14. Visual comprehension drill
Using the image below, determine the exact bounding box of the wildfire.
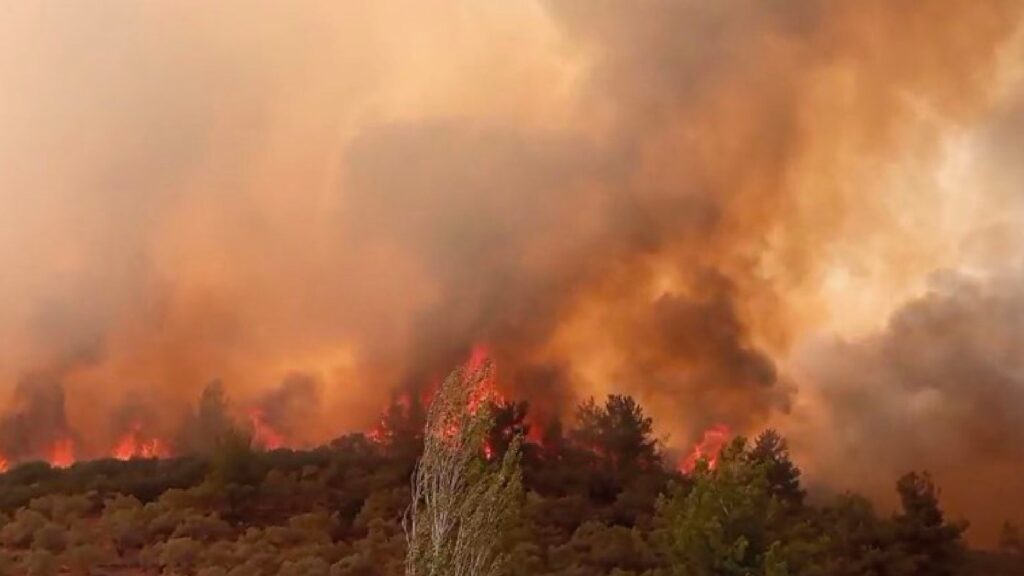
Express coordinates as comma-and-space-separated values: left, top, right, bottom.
466, 343, 490, 374
680, 424, 731, 473
0, 454, 8, 473
112, 424, 171, 460
466, 344, 502, 414
48, 438, 75, 469
249, 409, 285, 450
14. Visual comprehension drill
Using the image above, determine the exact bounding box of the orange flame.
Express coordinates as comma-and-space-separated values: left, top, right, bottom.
48, 438, 75, 469
249, 409, 285, 450
680, 424, 731, 473
0, 454, 8, 473
466, 343, 490, 373
367, 392, 412, 445
466, 344, 502, 414
112, 424, 171, 460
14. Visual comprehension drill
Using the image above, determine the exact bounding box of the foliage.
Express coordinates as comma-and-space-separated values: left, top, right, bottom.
404, 360, 523, 576
656, 438, 785, 575
0, 389, 994, 576
571, 395, 661, 474
893, 471, 967, 576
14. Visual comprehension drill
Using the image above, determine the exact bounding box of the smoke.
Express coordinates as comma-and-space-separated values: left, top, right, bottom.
789, 77, 1024, 545
1, 0, 1023, 543
248, 373, 321, 447
0, 373, 74, 462
792, 268, 1024, 545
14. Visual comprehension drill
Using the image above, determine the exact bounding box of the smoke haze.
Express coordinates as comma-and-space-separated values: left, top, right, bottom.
1, 0, 1022, 544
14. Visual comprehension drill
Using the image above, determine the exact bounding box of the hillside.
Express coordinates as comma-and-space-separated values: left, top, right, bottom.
2, 394, 1019, 575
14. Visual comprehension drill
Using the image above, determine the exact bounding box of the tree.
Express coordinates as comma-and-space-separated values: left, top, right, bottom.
749, 430, 804, 509
404, 359, 523, 576
179, 380, 237, 455
570, 395, 660, 473
814, 494, 915, 576
487, 400, 531, 460
203, 426, 263, 519
893, 471, 965, 576
656, 437, 785, 576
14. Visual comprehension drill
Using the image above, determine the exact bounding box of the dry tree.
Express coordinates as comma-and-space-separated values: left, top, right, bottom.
404, 359, 523, 576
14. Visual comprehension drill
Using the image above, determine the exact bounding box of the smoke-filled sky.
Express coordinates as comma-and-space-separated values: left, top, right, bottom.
1, 0, 1023, 544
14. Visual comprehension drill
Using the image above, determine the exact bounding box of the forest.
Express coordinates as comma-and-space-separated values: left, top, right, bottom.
0, 381, 1021, 576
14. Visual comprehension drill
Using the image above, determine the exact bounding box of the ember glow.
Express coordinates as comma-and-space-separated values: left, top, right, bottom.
1, 0, 1023, 544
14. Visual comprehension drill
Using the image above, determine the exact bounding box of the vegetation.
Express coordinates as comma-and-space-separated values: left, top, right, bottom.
0, 385, 1017, 575
404, 360, 522, 576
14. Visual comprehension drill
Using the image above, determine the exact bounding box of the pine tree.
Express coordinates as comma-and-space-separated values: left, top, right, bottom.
893, 471, 966, 576
750, 429, 805, 509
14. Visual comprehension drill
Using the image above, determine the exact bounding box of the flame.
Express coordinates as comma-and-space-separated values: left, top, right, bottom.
0, 454, 8, 473
680, 424, 731, 473
368, 392, 412, 445
112, 424, 171, 460
466, 343, 490, 373
249, 409, 285, 450
466, 345, 502, 414
367, 346, 511, 455
48, 438, 75, 469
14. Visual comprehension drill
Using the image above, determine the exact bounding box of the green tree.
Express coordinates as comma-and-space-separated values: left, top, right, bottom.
656, 437, 785, 576
893, 471, 965, 576
814, 494, 915, 576
749, 430, 804, 509
404, 360, 523, 576
204, 426, 263, 519
571, 395, 661, 473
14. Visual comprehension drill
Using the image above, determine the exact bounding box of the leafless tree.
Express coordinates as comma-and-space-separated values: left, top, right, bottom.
404, 359, 522, 576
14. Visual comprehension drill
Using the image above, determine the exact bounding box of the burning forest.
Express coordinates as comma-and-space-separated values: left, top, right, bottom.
2, 1, 1024, 572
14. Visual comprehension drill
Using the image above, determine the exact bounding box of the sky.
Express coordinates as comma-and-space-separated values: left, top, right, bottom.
1, 0, 1023, 544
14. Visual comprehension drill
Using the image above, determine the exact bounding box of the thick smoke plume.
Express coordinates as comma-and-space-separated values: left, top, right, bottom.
1, 0, 1022, 543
